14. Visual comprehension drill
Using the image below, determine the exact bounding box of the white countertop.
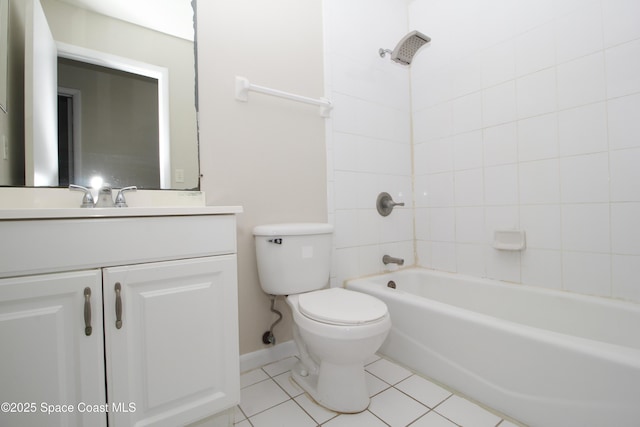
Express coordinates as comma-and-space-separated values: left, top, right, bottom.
0, 206, 243, 220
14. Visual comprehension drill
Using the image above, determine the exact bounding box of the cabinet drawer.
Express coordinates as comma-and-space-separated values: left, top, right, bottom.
0, 214, 237, 277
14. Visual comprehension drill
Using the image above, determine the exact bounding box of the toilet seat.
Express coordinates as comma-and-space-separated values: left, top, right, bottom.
298, 288, 388, 326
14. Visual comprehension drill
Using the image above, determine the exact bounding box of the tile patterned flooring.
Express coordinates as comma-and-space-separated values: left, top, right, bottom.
235, 354, 525, 427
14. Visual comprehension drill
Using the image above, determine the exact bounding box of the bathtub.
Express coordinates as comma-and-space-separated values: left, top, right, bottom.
346, 268, 640, 427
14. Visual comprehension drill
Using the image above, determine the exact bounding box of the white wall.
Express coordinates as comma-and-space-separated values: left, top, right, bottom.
324, 0, 415, 286
197, 0, 327, 355
410, 0, 640, 302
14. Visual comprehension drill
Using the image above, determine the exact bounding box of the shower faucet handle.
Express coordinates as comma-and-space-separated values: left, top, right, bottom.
376, 192, 404, 216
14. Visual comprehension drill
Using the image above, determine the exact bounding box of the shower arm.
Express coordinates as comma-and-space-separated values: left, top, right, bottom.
378, 48, 393, 58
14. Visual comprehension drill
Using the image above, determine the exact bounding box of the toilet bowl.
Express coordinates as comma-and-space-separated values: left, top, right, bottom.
253, 223, 392, 413
287, 288, 391, 412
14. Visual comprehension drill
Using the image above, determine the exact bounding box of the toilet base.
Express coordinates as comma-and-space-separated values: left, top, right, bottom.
291, 361, 369, 413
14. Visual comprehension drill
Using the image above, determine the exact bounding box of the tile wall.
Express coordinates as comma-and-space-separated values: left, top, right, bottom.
410, 0, 640, 302
324, 0, 415, 285
325, 0, 640, 303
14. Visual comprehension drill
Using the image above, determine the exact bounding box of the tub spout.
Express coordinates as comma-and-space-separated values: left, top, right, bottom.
382, 255, 404, 266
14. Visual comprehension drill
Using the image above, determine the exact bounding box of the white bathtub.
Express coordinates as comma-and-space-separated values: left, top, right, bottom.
346, 268, 640, 427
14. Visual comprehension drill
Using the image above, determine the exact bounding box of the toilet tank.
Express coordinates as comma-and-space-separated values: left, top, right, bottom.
253, 223, 333, 295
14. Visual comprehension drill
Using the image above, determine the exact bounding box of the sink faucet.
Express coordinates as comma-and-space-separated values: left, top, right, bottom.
95, 187, 115, 207
69, 185, 137, 208
382, 255, 404, 266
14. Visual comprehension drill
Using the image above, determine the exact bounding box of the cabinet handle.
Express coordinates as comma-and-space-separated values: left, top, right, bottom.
115, 282, 123, 329
84, 287, 92, 336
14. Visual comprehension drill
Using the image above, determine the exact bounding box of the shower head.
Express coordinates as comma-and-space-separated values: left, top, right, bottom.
379, 30, 431, 66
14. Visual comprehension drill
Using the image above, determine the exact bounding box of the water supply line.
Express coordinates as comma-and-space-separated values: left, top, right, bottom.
262, 294, 283, 345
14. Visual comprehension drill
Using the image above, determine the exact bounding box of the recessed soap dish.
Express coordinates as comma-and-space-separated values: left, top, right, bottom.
493, 229, 526, 251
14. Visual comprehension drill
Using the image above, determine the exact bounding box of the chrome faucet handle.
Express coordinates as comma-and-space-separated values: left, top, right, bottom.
69, 184, 95, 208
114, 186, 137, 208
376, 192, 405, 216
95, 186, 115, 208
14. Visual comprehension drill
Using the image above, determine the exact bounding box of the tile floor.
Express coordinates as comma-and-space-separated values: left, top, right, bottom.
235, 354, 525, 427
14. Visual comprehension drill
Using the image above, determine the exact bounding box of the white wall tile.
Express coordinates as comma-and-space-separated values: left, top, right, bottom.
334, 209, 358, 248
516, 68, 557, 119
520, 204, 562, 250
484, 164, 519, 205
333, 133, 360, 172
328, 0, 640, 300
485, 206, 520, 242
379, 141, 411, 175
515, 23, 555, 77
562, 251, 611, 297
486, 248, 521, 283
421, 138, 454, 174
414, 208, 430, 241
453, 131, 483, 171
452, 55, 483, 97
560, 153, 610, 203
333, 247, 360, 286
360, 244, 385, 276
521, 249, 562, 290
558, 102, 608, 156
483, 122, 518, 166
554, 2, 603, 64
412, 67, 453, 111
456, 243, 486, 278
482, 81, 517, 127
415, 240, 432, 268
455, 207, 485, 243
518, 113, 558, 161
381, 209, 414, 243
610, 148, 640, 202
481, 40, 516, 88
519, 159, 560, 204
607, 93, 640, 150
430, 242, 457, 272
602, 0, 640, 47
413, 102, 452, 143
355, 173, 381, 209
612, 255, 640, 302
334, 171, 360, 209
611, 203, 640, 255
429, 207, 456, 242
605, 38, 640, 99
425, 172, 455, 207
561, 204, 610, 253
356, 209, 380, 247
454, 169, 484, 206
331, 94, 361, 135
452, 92, 483, 134
556, 52, 606, 110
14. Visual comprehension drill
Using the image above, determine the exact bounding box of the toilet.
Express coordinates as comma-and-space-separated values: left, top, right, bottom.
253, 223, 391, 413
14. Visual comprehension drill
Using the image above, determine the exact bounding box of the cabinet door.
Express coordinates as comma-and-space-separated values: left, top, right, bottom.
103, 255, 239, 427
0, 270, 106, 427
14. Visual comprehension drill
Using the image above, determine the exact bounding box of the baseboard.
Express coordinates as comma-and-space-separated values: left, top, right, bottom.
239, 340, 297, 373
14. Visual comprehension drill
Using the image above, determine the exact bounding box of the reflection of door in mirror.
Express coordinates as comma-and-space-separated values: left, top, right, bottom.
57, 58, 161, 189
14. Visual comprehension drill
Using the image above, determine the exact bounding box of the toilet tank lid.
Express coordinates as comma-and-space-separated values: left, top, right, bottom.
253, 223, 333, 236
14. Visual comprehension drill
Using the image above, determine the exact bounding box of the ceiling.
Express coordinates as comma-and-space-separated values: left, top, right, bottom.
58, 0, 194, 41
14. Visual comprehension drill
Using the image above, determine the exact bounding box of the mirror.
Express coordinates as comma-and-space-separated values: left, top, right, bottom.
0, 0, 199, 189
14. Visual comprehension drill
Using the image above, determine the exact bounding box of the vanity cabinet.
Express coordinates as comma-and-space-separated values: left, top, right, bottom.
0, 209, 241, 427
